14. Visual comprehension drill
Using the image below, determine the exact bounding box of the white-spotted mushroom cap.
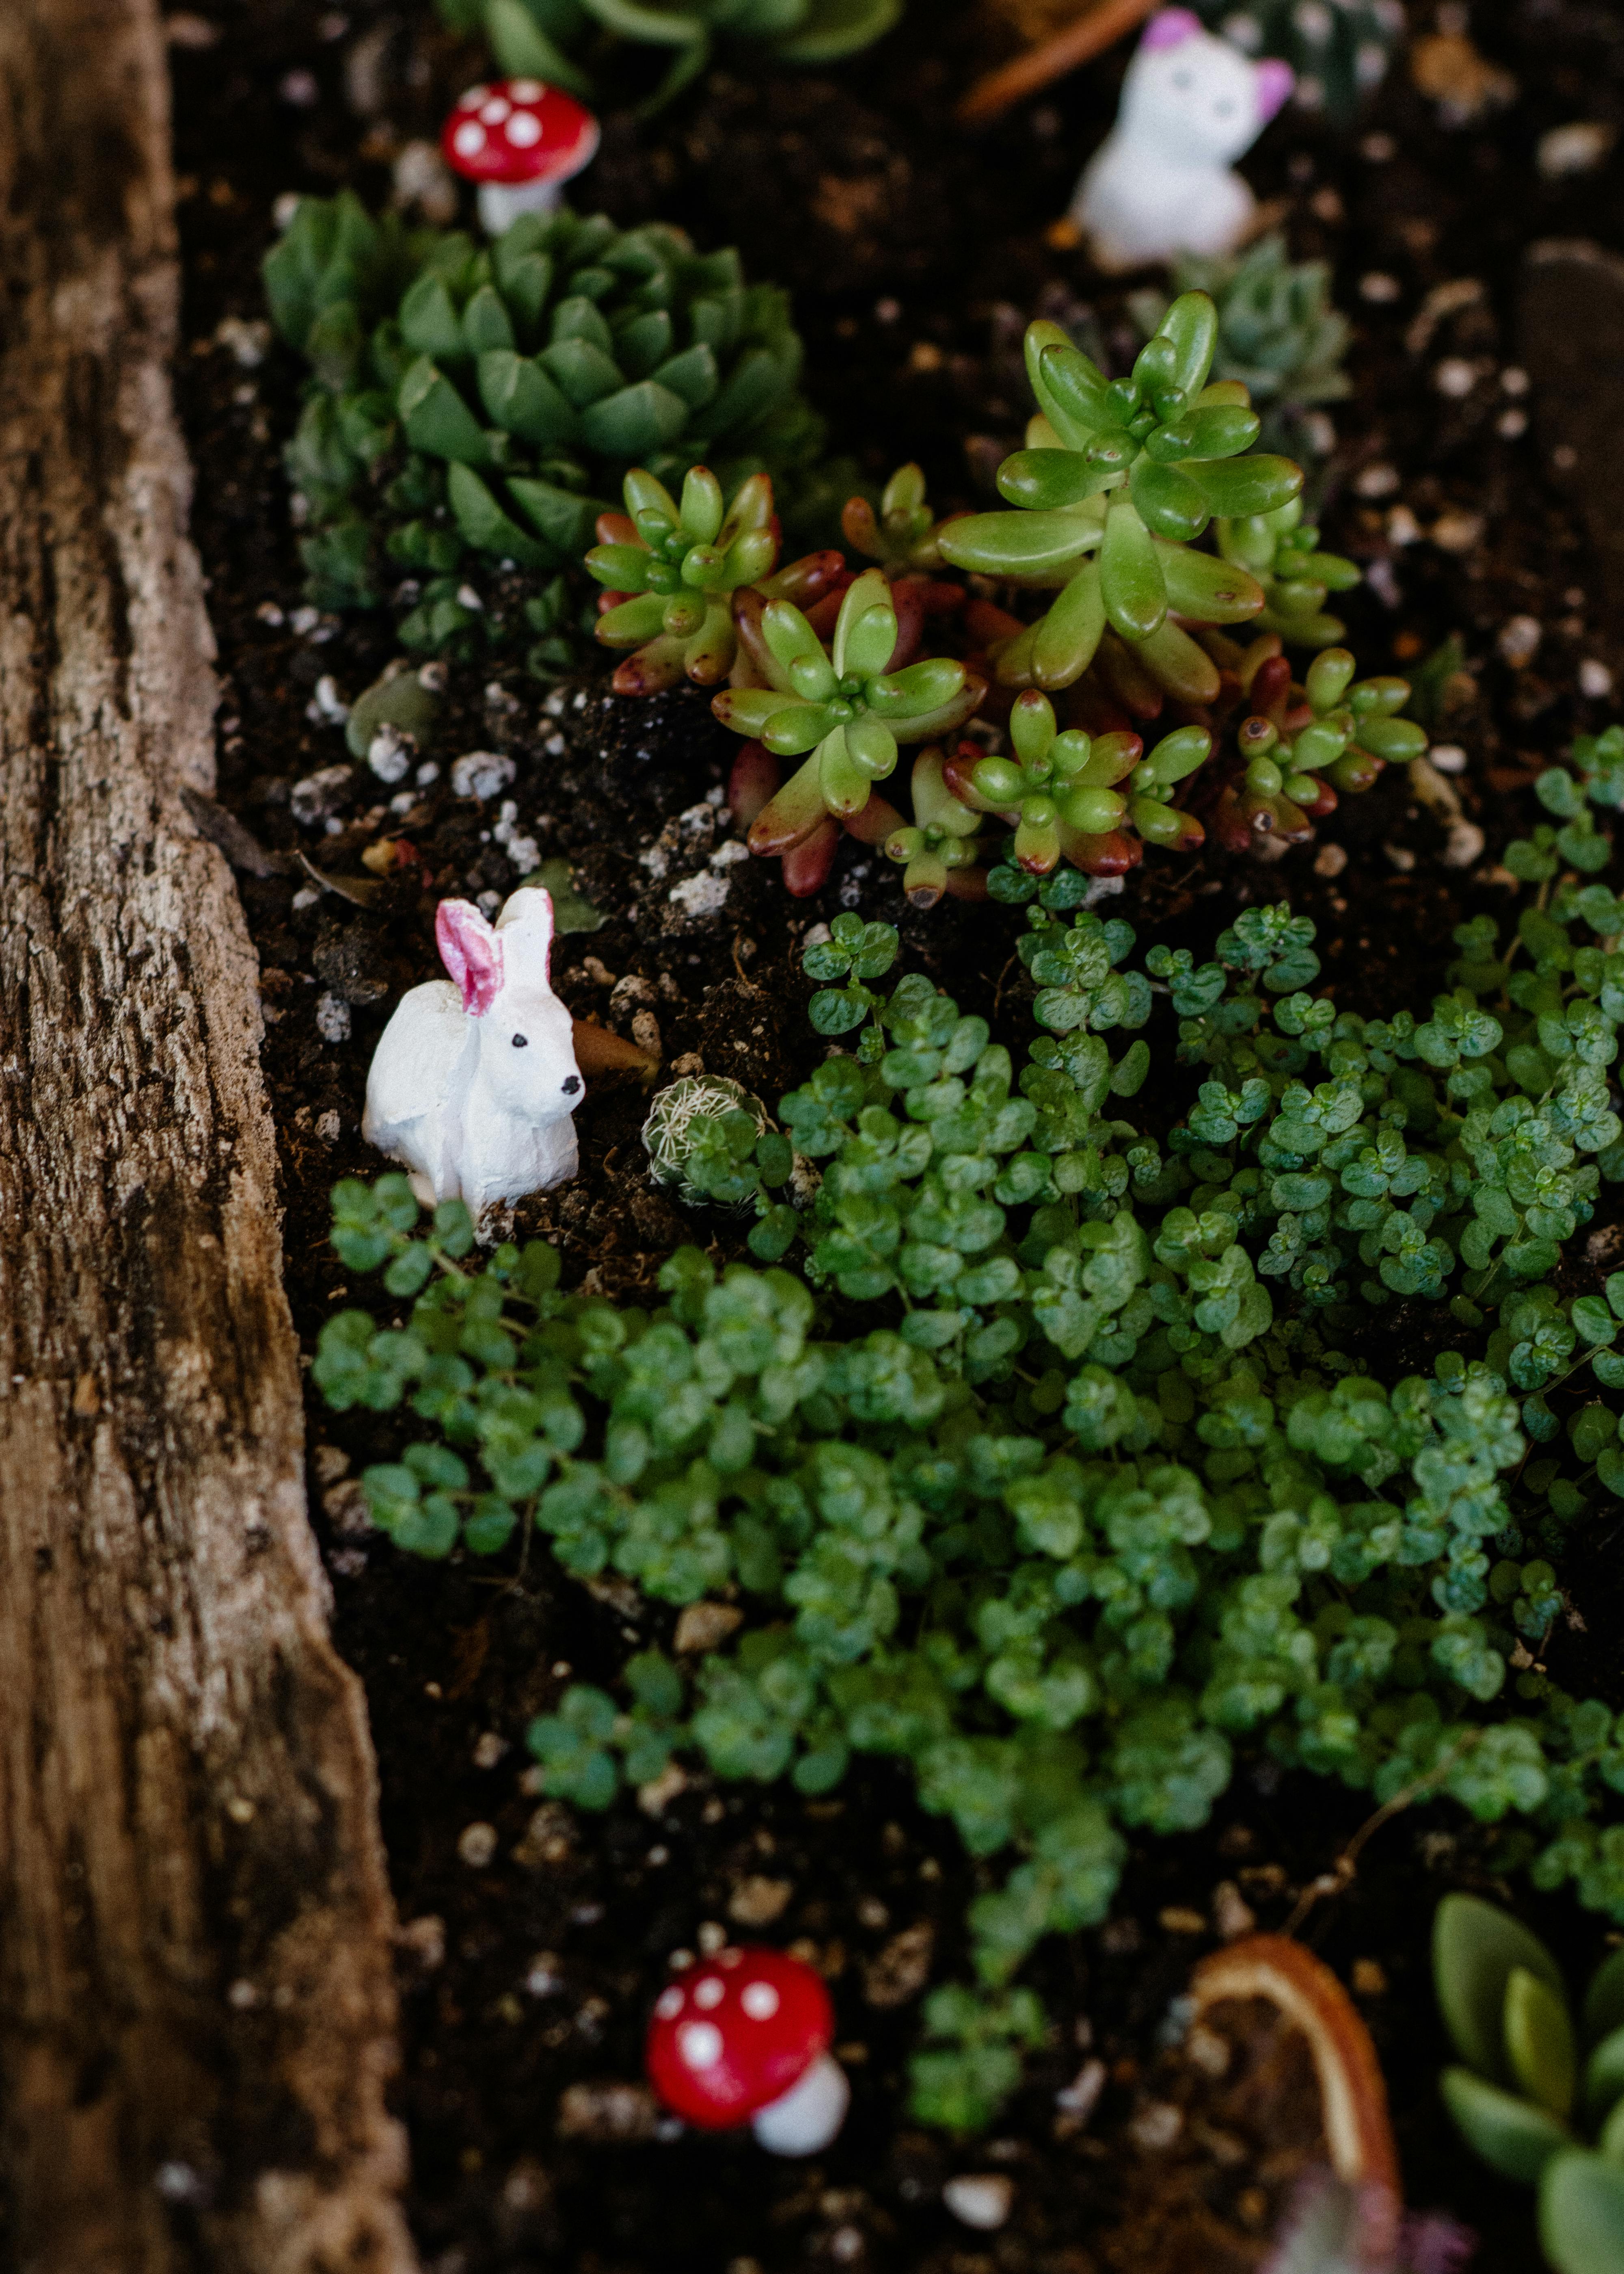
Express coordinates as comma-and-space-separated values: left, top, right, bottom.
645, 1946, 833, 2129
440, 79, 600, 195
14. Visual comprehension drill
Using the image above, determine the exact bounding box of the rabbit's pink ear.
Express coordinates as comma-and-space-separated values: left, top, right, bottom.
1255, 57, 1295, 121
436, 898, 505, 1016
1141, 7, 1203, 50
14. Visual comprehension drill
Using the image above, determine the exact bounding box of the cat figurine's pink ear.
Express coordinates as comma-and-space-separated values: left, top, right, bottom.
1140, 7, 1203, 48
1255, 58, 1295, 123
436, 899, 505, 1017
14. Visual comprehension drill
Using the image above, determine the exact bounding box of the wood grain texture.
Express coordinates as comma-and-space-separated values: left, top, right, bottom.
0, 4, 417, 2268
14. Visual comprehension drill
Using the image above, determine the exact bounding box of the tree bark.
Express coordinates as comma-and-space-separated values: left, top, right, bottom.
0, 5, 417, 2269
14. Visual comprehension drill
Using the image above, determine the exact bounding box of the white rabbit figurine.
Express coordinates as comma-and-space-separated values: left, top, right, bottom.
363, 887, 584, 1216
1071, 9, 1294, 273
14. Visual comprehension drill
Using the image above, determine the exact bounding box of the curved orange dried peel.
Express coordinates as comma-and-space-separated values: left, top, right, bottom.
1190, 1934, 1401, 2248
571, 1018, 658, 1077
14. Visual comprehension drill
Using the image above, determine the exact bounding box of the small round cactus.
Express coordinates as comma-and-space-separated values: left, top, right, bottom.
643, 1076, 769, 1206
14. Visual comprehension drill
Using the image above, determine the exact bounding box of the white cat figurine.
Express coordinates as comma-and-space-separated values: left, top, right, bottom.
363, 887, 583, 1216
1072, 9, 1294, 273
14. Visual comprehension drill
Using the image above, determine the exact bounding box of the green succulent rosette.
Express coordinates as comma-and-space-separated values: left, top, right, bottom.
264, 195, 825, 655
938, 292, 1298, 700
714, 568, 985, 854
437, 0, 903, 115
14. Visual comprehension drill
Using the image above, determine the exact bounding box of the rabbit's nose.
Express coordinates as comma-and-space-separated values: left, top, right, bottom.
562, 1075, 582, 1095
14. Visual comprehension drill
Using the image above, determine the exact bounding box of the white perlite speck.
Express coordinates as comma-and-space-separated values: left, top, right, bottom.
315, 992, 352, 1043
450, 750, 516, 800
668, 871, 730, 919
367, 724, 412, 784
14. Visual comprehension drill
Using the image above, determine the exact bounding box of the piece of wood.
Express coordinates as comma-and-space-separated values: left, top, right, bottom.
0, 6, 417, 2269
957, 0, 1159, 124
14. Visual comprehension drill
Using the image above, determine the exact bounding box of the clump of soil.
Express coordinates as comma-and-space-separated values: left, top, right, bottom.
169, 0, 1624, 2265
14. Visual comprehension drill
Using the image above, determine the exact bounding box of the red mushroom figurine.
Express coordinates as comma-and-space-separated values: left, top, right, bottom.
646, 1947, 849, 2155
441, 79, 600, 237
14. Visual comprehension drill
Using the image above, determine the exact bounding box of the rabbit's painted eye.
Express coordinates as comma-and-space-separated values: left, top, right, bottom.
562, 1075, 582, 1096
512, 1033, 529, 1048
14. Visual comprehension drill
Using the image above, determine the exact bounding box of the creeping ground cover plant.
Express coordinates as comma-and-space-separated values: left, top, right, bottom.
319, 877, 1624, 2131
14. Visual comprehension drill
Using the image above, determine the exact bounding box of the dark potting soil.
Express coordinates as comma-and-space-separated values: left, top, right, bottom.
166, 1, 1624, 2265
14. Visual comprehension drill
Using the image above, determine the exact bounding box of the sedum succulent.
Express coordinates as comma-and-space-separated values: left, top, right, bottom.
948, 691, 1208, 881
1129, 234, 1353, 463
1210, 641, 1425, 853
715, 568, 985, 856
436, 0, 903, 115
264, 196, 825, 657
939, 293, 1298, 702
1193, 0, 1405, 122
878, 747, 987, 906
1221, 498, 1362, 647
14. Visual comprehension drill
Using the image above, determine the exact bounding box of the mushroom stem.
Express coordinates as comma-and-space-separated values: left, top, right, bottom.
477, 177, 565, 235
749, 2052, 849, 2156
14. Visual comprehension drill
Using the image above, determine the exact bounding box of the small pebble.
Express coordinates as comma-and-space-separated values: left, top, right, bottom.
315, 1109, 341, 1143
1361, 132, 1396, 162
829, 2228, 864, 2263
1055, 2059, 1106, 2122
472, 1732, 508, 1770
1159, 1906, 1205, 1935
1431, 509, 1482, 553
1537, 121, 1614, 177
315, 993, 352, 1043
397, 1915, 446, 1972
1385, 505, 1421, 547
279, 67, 319, 105
1354, 462, 1399, 498
728, 1875, 793, 1927
1360, 272, 1401, 304
942, 2175, 1013, 2231
1580, 659, 1615, 698
555, 2082, 658, 2143
1129, 2102, 1183, 2151
1430, 744, 1468, 773
291, 886, 320, 911
673, 1601, 743, 1654
457, 1822, 498, 1868
1212, 1880, 1258, 1938
1434, 358, 1477, 399
1312, 841, 1348, 878
1498, 407, 1528, 438
1498, 615, 1543, 668
697, 1920, 728, 1955
1383, 843, 1417, 872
